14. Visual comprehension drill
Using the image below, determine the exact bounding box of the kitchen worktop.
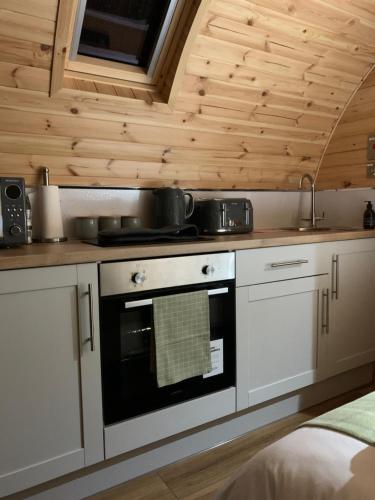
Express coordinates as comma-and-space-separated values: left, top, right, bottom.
1, 228, 375, 271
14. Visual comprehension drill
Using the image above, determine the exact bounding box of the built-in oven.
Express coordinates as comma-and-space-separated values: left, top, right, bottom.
99, 253, 235, 426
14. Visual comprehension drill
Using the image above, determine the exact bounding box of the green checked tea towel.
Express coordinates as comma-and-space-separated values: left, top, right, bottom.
153, 290, 212, 388
302, 391, 375, 444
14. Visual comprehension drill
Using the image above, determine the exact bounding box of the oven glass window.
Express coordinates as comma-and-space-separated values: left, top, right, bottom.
120, 309, 152, 360
100, 282, 236, 425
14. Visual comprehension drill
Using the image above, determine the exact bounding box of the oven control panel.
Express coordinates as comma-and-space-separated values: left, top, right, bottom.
132, 272, 146, 284
99, 253, 235, 297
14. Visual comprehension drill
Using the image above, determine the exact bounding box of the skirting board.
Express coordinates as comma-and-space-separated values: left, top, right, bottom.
22, 363, 374, 500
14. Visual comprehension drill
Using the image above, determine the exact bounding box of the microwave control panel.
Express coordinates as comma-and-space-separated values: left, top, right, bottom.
0, 177, 27, 247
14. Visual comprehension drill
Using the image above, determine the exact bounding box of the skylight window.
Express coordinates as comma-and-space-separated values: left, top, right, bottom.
71, 0, 179, 76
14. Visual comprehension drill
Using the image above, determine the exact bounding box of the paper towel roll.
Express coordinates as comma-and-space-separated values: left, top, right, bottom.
37, 185, 65, 241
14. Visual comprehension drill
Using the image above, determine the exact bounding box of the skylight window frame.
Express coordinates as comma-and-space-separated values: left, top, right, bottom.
70, 0, 180, 82
50, 0, 204, 103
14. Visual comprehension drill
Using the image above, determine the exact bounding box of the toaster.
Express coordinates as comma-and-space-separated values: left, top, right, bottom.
191, 198, 253, 234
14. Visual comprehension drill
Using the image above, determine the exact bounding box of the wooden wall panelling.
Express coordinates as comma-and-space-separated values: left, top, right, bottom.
0, 34, 52, 70
0, 8, 55, 45
0, 104, 329, 146
0, 1, 58, 21
0, 61, 50, 92
0, 86, 171, 118
0, 152, 310, 190
0, 1, 55, 94
317, 64, 375, 189
1, 0, 375, 189
313, 61, 375, 189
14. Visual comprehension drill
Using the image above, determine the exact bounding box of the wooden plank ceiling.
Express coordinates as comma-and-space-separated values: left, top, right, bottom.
318, 66, 375, 190
1, 0, 375, 189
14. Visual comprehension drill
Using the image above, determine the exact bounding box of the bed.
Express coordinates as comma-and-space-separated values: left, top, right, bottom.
215, 396, 375, 500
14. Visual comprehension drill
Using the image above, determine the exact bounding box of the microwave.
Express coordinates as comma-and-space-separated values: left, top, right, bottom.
0, 177, 27, 248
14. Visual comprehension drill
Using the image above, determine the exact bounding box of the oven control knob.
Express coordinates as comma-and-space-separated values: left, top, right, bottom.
132, 272, 146, 285
9, 224, 23, 236
202, 265, 215, 276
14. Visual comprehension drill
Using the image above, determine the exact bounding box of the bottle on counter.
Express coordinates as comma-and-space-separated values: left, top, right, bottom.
363, 201, 375, 229
25, 194, 32, 244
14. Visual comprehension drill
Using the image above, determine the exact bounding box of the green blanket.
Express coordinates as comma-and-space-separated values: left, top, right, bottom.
303, 391, 375, 444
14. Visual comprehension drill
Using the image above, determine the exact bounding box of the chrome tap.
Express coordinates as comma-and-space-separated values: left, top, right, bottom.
299, 174, 325, 228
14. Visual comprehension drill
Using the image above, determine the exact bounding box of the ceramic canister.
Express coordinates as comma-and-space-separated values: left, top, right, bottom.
74, 217, 98, 239
121, 216, 141, 228
98, 216, 121, 231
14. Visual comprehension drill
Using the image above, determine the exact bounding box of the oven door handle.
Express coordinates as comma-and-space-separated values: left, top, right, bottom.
124, 287, 229, 309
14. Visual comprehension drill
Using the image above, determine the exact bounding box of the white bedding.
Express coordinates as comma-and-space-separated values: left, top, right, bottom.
215, 427, 375, 500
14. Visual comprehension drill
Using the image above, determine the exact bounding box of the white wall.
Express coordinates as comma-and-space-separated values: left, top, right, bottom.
316, 188, 375, 228
38, 188, 306, 239
31, 185, 373, 239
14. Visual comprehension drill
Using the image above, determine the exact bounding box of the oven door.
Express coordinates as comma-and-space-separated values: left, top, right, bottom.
100, 280, 235, 425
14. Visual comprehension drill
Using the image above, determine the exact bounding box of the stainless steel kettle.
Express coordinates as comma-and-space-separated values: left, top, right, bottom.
153, 187, 194, 227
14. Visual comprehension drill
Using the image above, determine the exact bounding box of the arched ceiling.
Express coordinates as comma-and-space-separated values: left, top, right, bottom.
1, 0, 375, 189
317, 64, 375, 189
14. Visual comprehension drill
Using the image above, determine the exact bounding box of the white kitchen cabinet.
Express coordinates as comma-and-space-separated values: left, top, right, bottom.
104, 388, 236, 458
236, 239, 375, 412
321, 239, 375, 379
236, 243, 330, 286
0, 264, 103, 496
236, 244, 330, 411
236, 275, 329, 410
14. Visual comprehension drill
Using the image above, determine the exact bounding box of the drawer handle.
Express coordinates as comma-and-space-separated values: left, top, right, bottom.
270, 259, 309, 268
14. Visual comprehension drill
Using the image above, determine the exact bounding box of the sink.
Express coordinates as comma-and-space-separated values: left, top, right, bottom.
279, 227, 332, 232
279, 226, 363, 232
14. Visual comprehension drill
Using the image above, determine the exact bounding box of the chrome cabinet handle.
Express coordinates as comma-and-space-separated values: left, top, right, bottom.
332, 255, 339, 300
322, 289, 326, 333
270, 259, 308, 268
86, 283, 95, 352
322, 289, 330, 334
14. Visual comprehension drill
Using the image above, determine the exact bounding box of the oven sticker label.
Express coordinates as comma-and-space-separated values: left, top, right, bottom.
203, 339, 223, 378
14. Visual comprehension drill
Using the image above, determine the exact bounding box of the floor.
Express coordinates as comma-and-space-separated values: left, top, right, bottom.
90, 388, 367, 500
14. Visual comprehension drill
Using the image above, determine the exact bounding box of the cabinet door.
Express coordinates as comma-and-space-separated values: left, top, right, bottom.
0, 264, 103, 496
236, 275, 328, 411
77, 263, 104, 467
326, 247, 375, 377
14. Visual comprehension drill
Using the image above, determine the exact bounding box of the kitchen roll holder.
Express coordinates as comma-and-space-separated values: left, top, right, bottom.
34, 167, 67, 243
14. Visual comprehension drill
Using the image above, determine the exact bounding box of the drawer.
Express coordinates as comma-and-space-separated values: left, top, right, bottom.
104, 388, 236, 458
236, 243, 330, 286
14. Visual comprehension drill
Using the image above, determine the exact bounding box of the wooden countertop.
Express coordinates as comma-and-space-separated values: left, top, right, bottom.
1, 228, 375, 271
